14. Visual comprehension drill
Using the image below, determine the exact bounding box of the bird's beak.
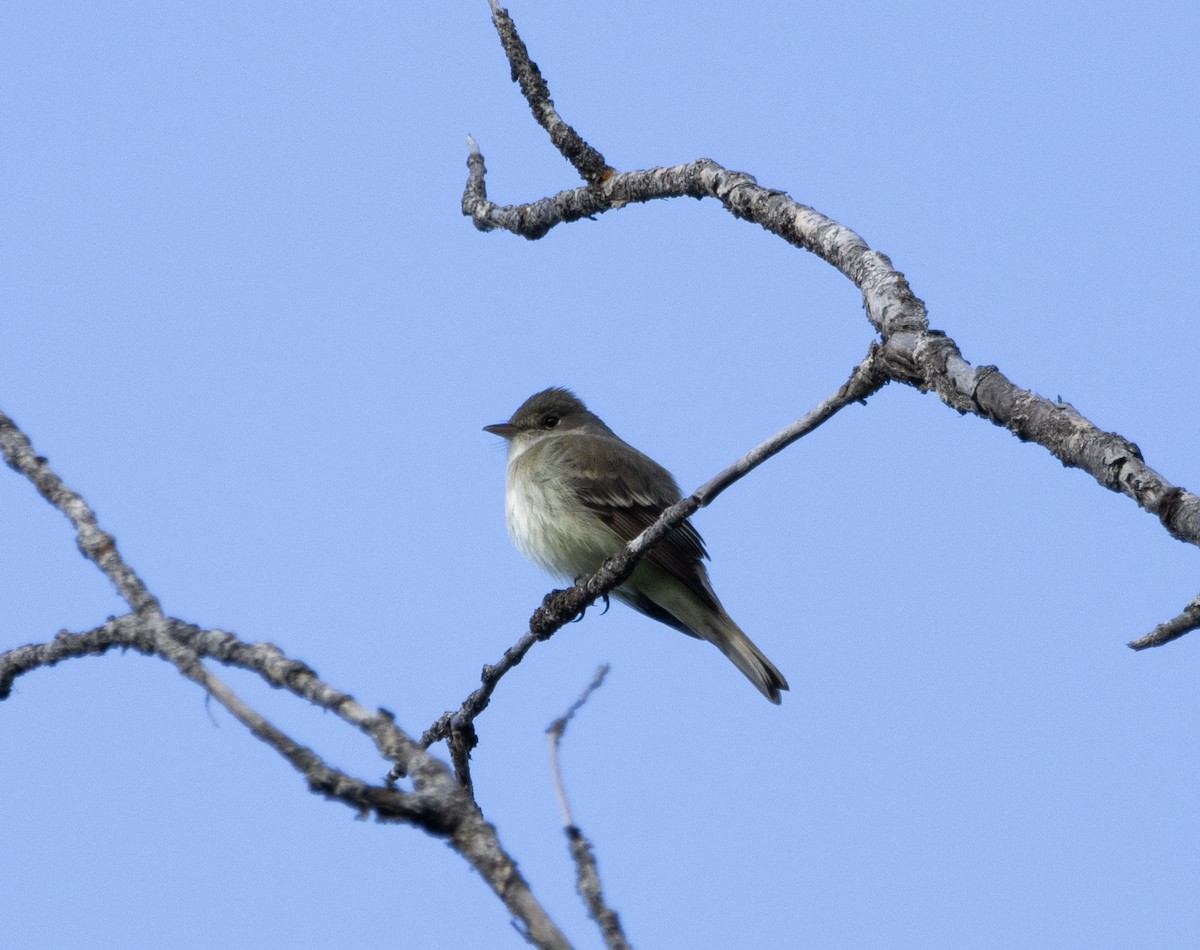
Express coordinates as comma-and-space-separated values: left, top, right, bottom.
483, 423, 518, 439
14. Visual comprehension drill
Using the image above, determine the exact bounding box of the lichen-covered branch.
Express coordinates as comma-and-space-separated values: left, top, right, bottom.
1128, 595, 1200, 650
485, 0, 610, 184
0, 408, 572, 950
878, 332, 1200, 547
464, 2, 1200, 654
0, 410, 160, 616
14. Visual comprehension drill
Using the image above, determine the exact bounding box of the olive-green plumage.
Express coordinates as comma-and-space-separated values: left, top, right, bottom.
485, 387, 788, 704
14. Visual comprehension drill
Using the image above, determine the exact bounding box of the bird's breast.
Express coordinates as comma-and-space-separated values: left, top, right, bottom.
505, 458, 615, 579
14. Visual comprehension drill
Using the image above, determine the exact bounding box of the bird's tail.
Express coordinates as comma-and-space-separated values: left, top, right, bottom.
617, 568, 789, 703
705, 610, 789, 705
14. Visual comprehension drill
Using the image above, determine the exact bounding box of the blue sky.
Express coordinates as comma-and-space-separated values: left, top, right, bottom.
3, 1, 1198, 947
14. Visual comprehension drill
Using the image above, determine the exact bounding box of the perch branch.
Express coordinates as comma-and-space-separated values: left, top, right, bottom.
465, 1, 1200, 649
422, 348, 887, 769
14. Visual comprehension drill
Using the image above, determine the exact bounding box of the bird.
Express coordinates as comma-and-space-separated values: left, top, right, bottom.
484, 387, 788, 703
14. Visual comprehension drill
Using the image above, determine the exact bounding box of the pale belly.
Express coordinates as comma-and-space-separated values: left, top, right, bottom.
505, 467, 619, 580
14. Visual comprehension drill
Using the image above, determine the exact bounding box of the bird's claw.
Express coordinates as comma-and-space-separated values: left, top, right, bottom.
567, 585, 611, 622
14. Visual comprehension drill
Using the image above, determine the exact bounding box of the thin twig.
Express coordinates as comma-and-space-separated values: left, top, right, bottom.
423, 349, 886, 759
546, 664, 610, 827
545, 665, 631, 950
693, 345, 887, 507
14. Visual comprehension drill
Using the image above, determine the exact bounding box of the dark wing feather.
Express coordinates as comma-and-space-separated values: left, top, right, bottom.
550, 433, 718, 609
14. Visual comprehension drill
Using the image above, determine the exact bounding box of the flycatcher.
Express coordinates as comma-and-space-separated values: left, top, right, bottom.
485, 387, 788, 704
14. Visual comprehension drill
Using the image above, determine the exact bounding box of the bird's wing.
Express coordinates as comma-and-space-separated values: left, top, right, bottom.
552, 434, 717, 606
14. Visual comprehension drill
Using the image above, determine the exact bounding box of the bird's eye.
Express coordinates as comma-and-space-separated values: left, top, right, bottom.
541, 415, 560, 429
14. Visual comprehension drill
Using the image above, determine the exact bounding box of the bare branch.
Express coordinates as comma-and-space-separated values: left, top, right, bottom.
0, 403, 574, 949
424, 350, 885, 756
0, 615, 153, 699
565, 829, 631, 950
0, 410, 160, 616
694, 346, 888, 507
1, 611, 574, 949
6, 4, 1196, 946
546, 665, 610, 828
486, 1, 611, 184
464, 2, 1200, 650
1128, 595, 1200, 650
545, 666, 631, 950
3, 613, 429, 823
